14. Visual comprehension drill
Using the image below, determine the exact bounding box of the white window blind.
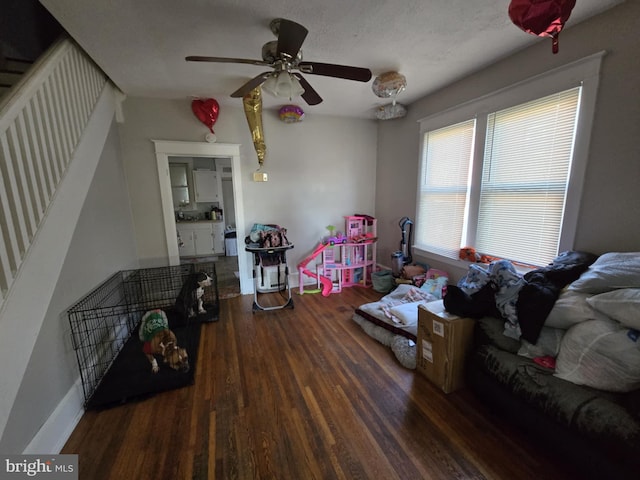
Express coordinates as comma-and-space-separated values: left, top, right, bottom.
416, 119, 475, 258
476, 88, 581, 266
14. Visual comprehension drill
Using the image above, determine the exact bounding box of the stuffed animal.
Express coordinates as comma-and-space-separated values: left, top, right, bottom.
259, 228, 289, 248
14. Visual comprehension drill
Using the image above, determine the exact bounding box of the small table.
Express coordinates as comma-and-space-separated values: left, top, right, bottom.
245, 244, 294, 312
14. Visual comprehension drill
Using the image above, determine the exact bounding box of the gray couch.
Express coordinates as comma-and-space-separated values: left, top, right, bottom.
466, 315, 640, 480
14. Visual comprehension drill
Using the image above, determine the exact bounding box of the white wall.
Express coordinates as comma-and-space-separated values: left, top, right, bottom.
118, 98, 378, 271
375, 1, 640, 281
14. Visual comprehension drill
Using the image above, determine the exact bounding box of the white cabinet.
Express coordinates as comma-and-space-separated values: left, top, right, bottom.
176, 225, 196, 257
176, 222, 225, 257
192, 170, 219, 203
193, 223, 215, 256
212, 222, 225, 254
177, 223, 212, 256
170, 164, 190, 207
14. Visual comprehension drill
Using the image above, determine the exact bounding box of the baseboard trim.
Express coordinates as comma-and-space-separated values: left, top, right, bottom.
23, 379, 85, 454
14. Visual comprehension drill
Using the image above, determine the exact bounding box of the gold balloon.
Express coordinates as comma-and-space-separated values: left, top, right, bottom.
242, 87, 266, 166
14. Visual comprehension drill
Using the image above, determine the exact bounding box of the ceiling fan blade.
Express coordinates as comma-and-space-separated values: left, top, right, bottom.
298, 62, 372, 82
293, 73, 323, 105
276, 19, 308, 59
230, 72, 273, 98
186, 56, 269, 67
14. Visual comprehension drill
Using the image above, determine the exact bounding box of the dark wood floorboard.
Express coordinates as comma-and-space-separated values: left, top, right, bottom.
62, 287, 581, 479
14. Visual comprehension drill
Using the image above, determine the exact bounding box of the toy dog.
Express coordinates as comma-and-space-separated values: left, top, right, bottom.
139, 309, 189, 373
175, 271, 212, 318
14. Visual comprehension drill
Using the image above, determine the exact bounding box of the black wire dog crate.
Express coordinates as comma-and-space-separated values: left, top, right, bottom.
68, 262, 218, 409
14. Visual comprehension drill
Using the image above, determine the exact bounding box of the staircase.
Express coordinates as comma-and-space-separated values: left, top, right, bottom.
0, 36, 110, 304
0, 36, 117, 442
0, 57, 32, 100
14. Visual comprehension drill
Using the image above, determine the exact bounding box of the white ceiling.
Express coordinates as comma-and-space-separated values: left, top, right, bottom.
40, 0, 624, 119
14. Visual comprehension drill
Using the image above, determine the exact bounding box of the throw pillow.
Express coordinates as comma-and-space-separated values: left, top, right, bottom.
388, 301, 430, 326
544, 289, 608, 329
587, 288, 640, 330
555, 318, 640, 392
420, 276, 448, 299
568, 252, 640, 294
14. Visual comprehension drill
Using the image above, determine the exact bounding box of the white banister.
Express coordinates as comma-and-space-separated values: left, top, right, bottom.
0, 36, 108, 310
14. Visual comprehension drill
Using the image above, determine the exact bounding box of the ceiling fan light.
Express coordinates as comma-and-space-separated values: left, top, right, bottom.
275, 72, 294, 96
276, 72, 304, 99
263, 72, 305, 100
262, 74, 279, 97
289, 74, 305, 98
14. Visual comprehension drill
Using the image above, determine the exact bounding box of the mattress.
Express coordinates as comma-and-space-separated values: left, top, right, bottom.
352, 284, 442, 368
355, 303, 418, 340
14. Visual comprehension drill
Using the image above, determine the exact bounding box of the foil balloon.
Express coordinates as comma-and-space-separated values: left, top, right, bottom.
278, 105, 305, 123
376, 103, 407, 121
509, 0, 576, 54
372, 72, 407, 99
191, 98, 220, 134
242, 87, 266, 166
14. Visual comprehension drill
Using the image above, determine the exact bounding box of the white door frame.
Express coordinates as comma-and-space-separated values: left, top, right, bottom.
152, 140, 251, 294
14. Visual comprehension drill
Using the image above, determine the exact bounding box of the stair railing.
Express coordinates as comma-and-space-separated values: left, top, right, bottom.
0, 36, 107, 309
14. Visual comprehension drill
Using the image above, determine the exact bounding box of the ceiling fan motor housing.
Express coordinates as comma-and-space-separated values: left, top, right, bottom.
261, 41, 278, 63
262, 41, 302, 64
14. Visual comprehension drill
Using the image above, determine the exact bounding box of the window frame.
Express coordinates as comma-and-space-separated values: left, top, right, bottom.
414, 52, 604, 268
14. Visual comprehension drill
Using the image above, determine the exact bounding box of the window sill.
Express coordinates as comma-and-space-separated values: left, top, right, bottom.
413, 247, 537, 276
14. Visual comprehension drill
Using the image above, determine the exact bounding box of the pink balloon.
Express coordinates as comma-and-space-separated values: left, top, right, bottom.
191, 98, 220, 133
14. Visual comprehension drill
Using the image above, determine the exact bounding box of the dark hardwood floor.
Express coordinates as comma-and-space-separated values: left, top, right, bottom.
62, 287, 580, 479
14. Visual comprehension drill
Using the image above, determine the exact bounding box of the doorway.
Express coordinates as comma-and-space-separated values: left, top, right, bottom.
153, 141, 251, 295
168, 156, 240, 298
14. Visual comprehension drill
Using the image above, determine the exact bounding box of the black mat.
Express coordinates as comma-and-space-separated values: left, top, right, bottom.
85, 307, 211, 410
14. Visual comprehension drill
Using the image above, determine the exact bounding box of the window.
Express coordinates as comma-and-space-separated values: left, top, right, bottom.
415, 54, 603, 267
417, 119, 476, 259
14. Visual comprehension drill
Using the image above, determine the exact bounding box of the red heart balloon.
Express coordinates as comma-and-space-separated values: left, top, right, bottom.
509, 0, 576, 53
191, 98, 220, 134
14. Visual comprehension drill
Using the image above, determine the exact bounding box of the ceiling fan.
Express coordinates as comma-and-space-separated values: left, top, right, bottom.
186, 18, 372, 106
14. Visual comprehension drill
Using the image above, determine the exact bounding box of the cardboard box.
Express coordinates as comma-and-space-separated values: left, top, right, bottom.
416, 303, 475, 393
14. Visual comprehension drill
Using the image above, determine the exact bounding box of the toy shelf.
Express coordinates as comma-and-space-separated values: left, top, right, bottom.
320, 216, 377, 292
